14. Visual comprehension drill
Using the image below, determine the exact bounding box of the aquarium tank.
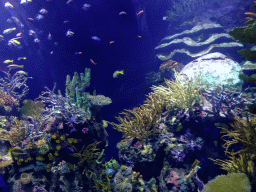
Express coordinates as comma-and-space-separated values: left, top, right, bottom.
0, 0, 256, 191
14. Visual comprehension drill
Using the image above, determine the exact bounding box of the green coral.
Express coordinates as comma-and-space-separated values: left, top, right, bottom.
229, 22, 256, 44
239, 73, 256, 84
202, 173, 251, 192
238, 49, 256, 59
105, 158, 120, 172
65, 68, 91, 116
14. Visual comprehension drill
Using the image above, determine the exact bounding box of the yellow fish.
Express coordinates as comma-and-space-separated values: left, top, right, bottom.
16, 70, 28, 75
3, 60, 13, 64
113, 70, 124, 78
7, 64, 24, 69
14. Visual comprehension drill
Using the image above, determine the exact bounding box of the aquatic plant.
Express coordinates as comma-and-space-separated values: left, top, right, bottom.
111, 92, 166, 143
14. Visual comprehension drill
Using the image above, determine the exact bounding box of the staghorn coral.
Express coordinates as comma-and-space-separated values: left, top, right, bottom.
111, 92, 166, 143
152, 71, 203, 111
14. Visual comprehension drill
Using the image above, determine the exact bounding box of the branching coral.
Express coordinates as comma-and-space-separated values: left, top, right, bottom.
71, 141, 102, 175
220, 115, 256, 155
151, 71, 203, 111
0, 117, 27, 146
211, 115, 256, 184
111, 92, 166, 143
19, 99, 45, 117
0, 70, 31, 102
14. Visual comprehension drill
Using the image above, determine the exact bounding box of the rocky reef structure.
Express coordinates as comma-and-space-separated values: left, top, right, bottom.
179, 52, 242, 86
155, 23, 243, 64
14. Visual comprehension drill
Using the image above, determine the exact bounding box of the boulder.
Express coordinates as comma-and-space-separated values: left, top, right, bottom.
179, 52, 242, 86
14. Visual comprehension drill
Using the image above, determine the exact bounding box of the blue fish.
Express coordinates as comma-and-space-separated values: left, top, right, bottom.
92, 36, 101, 41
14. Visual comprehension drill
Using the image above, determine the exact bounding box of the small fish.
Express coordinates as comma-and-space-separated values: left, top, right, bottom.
16, 70, 28, 75
6, 18, 12, 23
66, 29, 74, 37
17, 57, 26, 60
7, 64, 24, 69
137, 10, 144, 16
63, 20, 70, 23
34, 38, 40, 43
137, 35, 142, 38
90, 59, 97, 65
8, 38, 22, 48
54, 42, 58, 46
29, 30, 36, 36
11, 17, 24, 28
0, 35, 4, 41
39, 8, 48, 14
16, 32, 22, 37
35, 14, 44, 21
113, 70, 124, 78
3, 27, 16, 34
20, 0, 31, 4
27, 18, 35, 22
119, 11, 127, 15
109, 41, 115, 44
75, 52, 82, 55
50, 51, 54, 54
162, 16, 168, 20
3, 60, 13, 64
92, 36, 101, 41
48, 33, 52, 40
82, 3, 91, 10
66, 0, 73, 4
5, 2, 14, 9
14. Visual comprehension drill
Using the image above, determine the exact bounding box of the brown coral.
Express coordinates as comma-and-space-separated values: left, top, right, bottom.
111, 92, 166, 143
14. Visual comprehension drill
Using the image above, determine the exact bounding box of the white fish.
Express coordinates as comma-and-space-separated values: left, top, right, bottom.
82, 4, 91, 10
39, 8, 48, 14
66, 29, 74, 37
5, 2, 14, 9
35, 14, 44, 21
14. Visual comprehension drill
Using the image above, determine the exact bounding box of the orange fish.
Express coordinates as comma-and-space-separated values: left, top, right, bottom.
63, 20, 70, 23
137, 36, 142, 38
137, 10, 144, 16
90, 59, 97, 65
109, 41, 115, 44
50, 51, 53, 54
